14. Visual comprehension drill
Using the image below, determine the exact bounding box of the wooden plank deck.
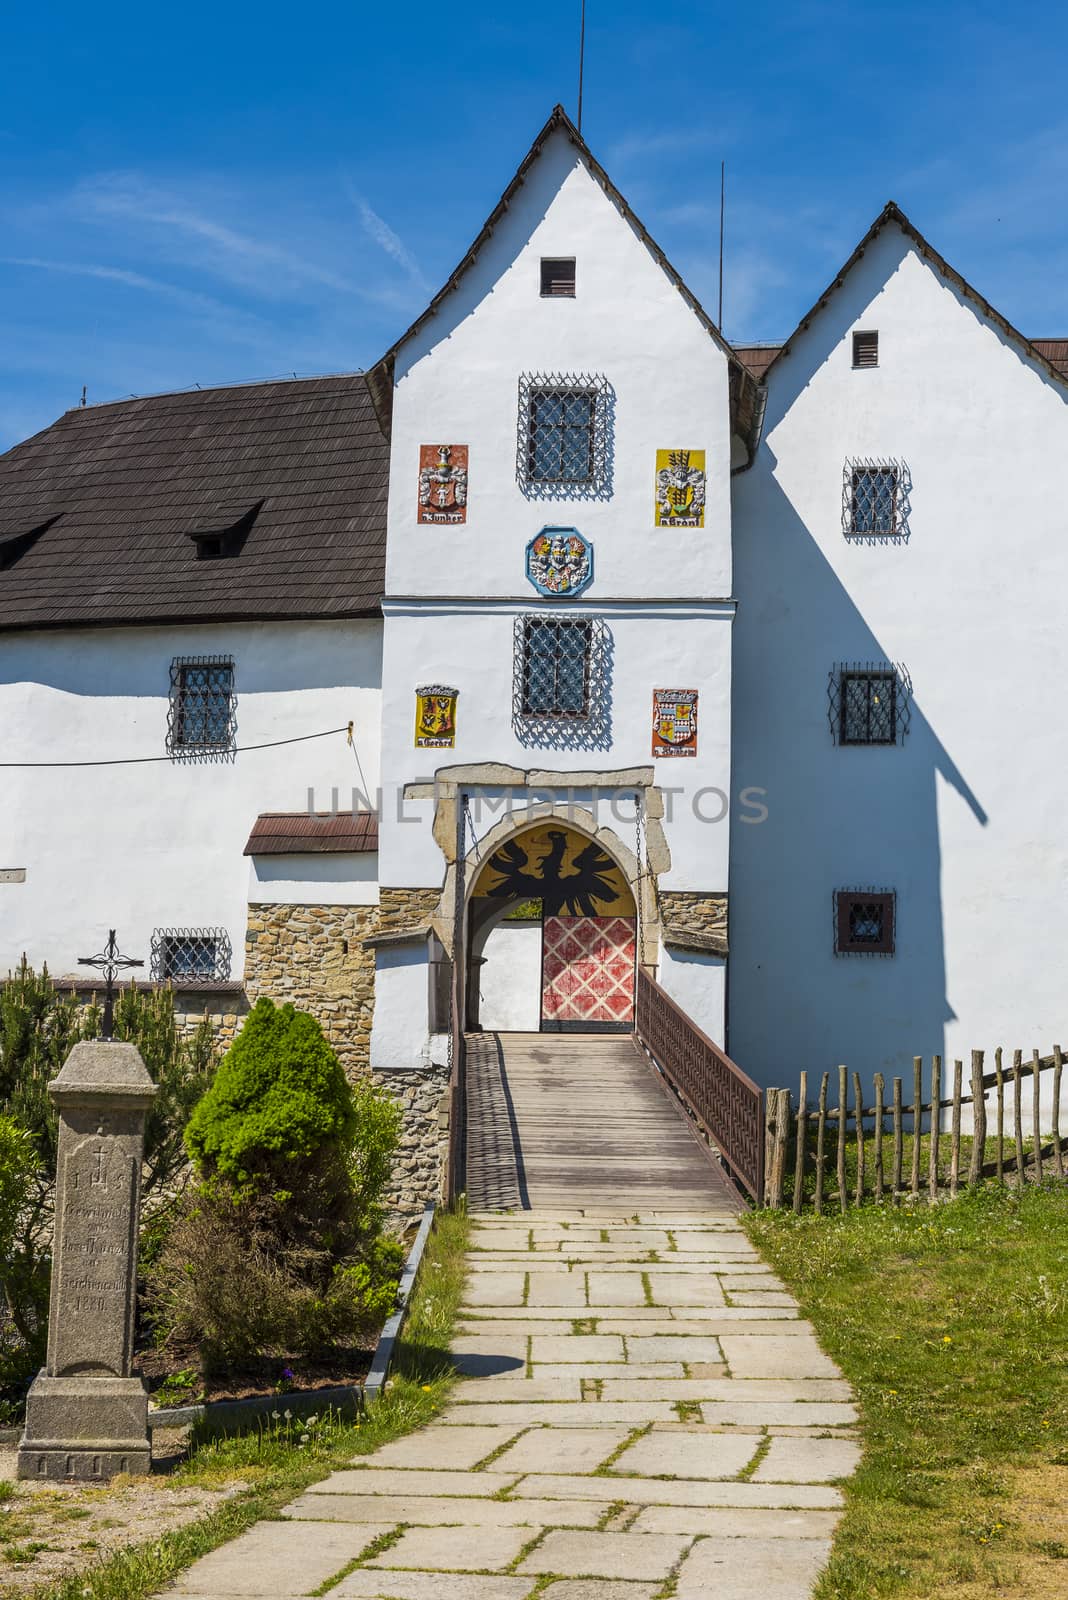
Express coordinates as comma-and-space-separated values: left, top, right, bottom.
464, 1031, 739, 1213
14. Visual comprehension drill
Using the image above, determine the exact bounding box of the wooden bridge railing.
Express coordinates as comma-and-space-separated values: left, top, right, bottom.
634, 967, 765, 1204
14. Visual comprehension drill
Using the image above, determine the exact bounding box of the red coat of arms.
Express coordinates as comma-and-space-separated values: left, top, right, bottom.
652, 688, 698, 757
418, 444, 468, 524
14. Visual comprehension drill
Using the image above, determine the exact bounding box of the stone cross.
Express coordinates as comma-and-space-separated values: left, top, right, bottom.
18, 1040, 158, 1482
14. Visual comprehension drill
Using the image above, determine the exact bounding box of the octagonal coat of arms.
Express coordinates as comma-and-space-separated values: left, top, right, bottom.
526, 527, 593, 598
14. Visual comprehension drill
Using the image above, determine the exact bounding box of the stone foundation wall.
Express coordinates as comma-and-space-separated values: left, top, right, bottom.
244, 903, 378, 1076
659, 891, 729, 955
372, 1065, 451, 1222
376, 886, 442, 937
173, 991, 250, 1053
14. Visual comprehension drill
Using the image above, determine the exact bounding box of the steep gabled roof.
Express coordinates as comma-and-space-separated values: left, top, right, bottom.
0, 375, 388, 633
367, 104, 764, 466
761, 201, 1068, 391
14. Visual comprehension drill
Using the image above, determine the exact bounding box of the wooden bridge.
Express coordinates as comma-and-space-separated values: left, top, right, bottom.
464, 1020, 753, 1219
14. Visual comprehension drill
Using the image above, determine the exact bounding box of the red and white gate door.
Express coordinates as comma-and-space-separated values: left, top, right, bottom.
541, 916, 636, 1028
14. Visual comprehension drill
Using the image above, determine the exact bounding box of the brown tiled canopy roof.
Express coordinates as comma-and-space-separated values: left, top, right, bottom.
733, 345, 783, 382
0, 374, 387, 632
1032, 340, 1068, 379
243, 810, 379, 855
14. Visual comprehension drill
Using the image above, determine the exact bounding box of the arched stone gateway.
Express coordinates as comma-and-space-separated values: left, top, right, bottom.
468, 821, 638, 1032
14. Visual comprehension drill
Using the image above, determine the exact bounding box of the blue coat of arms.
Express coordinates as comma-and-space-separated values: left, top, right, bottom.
526, 528, 593, 597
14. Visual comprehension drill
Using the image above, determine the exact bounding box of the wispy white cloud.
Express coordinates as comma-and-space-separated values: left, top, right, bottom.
349, 189, 429, 290
68, 172, 359, 297
3, 256, 259, 319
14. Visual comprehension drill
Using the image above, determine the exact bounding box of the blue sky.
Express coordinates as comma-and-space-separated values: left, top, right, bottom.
2, 0, 1067, 450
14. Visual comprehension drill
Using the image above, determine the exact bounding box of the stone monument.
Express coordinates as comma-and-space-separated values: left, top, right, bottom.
18, 1039, 157, 1480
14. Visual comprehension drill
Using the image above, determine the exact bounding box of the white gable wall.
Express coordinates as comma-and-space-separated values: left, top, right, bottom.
730, 223, 1068, 1097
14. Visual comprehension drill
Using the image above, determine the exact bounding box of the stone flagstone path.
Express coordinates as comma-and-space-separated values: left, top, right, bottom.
159, 1210, 859, 1600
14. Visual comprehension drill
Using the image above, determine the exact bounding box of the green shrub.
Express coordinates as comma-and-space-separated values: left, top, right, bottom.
0, 1114, 49, 1389
148, 1005, 402, 1371
185, 998, 356, 1191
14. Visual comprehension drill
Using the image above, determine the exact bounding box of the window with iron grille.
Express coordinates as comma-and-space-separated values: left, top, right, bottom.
828, 662, 911, 746
150, 927, 233, 982
834, 890, 895, 956
540, 257, 576, 297
852, 329, 879, 368
517, 372, 611, 497
844, 458, 907, 539
513, 614, 612, 749
167, 656, 236, 760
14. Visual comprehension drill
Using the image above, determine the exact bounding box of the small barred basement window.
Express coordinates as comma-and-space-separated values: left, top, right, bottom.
846, 460, 902, 537
829, 663, 911, 745
540, 257, 576, 297
167, 656, 236, 759
834, 890, 895, 956
520, 616, 592, 716
518, 373, 610, 494
151, 927, 233, 982
852, 330, 879, 368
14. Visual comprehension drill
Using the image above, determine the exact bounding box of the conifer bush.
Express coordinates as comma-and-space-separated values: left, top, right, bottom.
147, 999, 403, 1372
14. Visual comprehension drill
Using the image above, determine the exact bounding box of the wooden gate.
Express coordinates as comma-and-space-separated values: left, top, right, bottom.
541, 915, 636, 1032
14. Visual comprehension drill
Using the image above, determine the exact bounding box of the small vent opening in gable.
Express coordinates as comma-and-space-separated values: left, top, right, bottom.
541, 257, 576, 297
852, 330, 879, 368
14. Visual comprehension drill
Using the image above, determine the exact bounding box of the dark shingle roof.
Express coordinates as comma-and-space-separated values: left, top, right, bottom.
244, 810, 379, 855
0, 374, 387, 632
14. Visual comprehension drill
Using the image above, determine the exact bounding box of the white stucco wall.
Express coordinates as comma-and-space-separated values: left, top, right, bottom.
248, 852, 379, 907
730, 221, 1068, 1106
660, 946, 727, 1050
0, 619, 381, 977
369, 943, 433, 1071
385, 128, 734, 603
477, 920, 542, 1032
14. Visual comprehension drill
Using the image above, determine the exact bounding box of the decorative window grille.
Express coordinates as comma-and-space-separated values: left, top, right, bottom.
540, 257, 576, 297
828, 662, 911, 746
834, 889, 895, 956
844, 458, 910, 540
513, 614, 612, 749
517, 373, 612, 497
852, 330, 879, 368
167, 656, 236, 760
151, 927, 233, 983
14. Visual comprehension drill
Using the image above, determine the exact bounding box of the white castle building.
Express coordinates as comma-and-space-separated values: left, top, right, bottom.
1, 106, 1064, 1200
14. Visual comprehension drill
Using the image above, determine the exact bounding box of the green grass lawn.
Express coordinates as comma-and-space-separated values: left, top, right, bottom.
29, 1208, 470, 1600
748, 1182, 1068, 1599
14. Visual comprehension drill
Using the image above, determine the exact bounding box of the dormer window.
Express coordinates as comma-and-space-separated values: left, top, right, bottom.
185, 499, 263, 561
541, 257, 576, 297
852, 330, 879, 368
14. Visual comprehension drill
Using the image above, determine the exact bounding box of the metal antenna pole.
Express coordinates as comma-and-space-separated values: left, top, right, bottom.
718, 160, 725, 330
577, 0, 587, 133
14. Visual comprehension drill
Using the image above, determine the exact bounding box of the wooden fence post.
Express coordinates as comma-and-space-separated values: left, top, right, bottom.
873, 1073, 885, 1202
1032, 1049, 1043, 1182
891, 1077, 904, 1201
837, 1066, 849, 1214
1053, 1046, 1064, 1182
793, 1070, 808, 1214
911, 1056, 923, 1198
853, 1069, 865, 1205
1013, 1049, 1025, 1186
765, 1088, 790, 1210
950, 1059, 963, 1198
814, 1072, 829, 1216
995, 1046, 1004, 1183
929, 1054, 942, 1200
968, 1050, 986, 1188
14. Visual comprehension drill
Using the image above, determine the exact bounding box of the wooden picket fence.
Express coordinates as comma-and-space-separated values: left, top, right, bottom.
764, 1047, 1066, 1212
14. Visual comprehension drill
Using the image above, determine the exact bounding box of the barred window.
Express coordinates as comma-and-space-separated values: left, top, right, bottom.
167, 656, 236, 759
845, 459, 903, 538
834, 890, 895, 956
521, 617, 591, 716
517, 373, 611, 496
151, 927, 232, 982
828, 662, 911, 746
